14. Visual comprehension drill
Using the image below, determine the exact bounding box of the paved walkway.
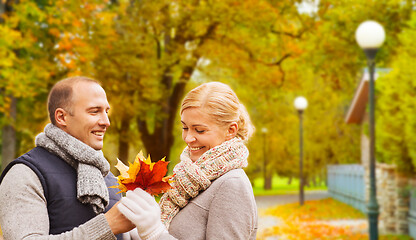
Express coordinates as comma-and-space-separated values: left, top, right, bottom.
255, 190, 330, 209
255, 190, 330, 239
256, 191, 368, 240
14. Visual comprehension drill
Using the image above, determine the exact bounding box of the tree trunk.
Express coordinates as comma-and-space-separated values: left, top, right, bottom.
136, 21, 216, 163
312, 176, 317, 187
1, 96, 17, 172
138, 79, 188, 162
304, 174, 310, 187
287, 176, 293, 185
117, 116, 130, 164
0, 2, 5, 23
264, 174, 272, 190
1, 1, 20, 172
138, 63, 194, 162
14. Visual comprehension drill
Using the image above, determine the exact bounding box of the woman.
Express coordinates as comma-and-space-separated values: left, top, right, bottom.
119, 82, 257, 240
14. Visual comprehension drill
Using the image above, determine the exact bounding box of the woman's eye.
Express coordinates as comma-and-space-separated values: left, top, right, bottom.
196, 129, 205, 133
182, 127, 188, 131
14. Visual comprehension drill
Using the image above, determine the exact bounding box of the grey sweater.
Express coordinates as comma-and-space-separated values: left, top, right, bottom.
163, 168, 258, 240
0, 164, 116, 240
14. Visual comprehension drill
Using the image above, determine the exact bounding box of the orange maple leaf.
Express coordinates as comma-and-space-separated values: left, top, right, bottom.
112, 151, 174, 196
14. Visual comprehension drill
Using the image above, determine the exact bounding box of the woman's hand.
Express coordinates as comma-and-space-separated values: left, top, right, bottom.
118, 188, 167, 240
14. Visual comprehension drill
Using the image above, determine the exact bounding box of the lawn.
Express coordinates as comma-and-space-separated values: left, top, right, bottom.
252, 175, 327, 196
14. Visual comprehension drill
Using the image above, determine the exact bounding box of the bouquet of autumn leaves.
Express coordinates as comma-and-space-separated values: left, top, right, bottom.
111, 151, 174, 196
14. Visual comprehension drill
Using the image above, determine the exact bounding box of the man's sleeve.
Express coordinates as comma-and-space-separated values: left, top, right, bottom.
0, 164, 116, 240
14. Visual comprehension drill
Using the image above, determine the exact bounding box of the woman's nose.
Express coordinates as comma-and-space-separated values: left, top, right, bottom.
184, 132, 196, 143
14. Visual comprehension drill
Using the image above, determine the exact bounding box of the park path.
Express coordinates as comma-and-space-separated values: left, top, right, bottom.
255, 190, 330, 239
255, 190, 368, 240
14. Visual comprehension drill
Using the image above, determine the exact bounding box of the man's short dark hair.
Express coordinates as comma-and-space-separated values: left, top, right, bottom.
47, 76, 101, 125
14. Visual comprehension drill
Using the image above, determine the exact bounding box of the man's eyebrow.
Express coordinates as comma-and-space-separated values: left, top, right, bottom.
87, 106, 109, 111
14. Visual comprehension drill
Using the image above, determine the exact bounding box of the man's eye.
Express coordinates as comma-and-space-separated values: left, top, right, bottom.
182, 127, 188, 131
196, 129, 205, 133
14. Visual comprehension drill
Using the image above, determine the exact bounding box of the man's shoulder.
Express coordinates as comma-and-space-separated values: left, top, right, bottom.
5, 163, 35, 175
0, 163, 42, 193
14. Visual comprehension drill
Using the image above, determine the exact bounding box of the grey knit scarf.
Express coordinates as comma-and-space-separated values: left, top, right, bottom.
35, 123, 110, 214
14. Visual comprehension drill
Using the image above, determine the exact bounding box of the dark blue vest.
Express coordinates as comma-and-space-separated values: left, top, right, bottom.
0, 147, 123, 239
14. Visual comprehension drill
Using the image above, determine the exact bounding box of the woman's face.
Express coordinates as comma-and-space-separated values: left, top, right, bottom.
181, 107, 234, 162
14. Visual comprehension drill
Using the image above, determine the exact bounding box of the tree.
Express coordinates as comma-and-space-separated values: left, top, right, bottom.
1, 0, 413, 181
52, 0, 306, 165
0, 0, 57, 171
376, 11, 416, 174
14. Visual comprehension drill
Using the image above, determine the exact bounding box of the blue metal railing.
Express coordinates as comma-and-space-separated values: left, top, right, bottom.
327, 164, 366, 213
408, 190, 416, 239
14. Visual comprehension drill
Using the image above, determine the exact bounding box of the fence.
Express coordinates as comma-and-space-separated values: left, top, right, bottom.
327, 164, 366, 213
409, 190, 416, 239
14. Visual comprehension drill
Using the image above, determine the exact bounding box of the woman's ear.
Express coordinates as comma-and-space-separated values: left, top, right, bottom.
226, 122, 238, 140
55, 108, 68, 127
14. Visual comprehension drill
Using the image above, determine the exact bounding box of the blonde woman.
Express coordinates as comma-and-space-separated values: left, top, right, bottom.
118, 82, 258, 240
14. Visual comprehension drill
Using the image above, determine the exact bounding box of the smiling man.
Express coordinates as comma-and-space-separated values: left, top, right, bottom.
0, 76, 134, 240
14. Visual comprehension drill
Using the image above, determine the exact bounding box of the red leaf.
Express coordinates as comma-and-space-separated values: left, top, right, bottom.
112, 152, 174, 196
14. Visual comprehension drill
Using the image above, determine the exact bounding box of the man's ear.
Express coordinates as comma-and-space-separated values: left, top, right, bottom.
226, 122, 238, 140
55, 108, 68, 127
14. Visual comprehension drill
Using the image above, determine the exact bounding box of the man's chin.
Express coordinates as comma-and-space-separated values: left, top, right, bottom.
90, 142, 104, 151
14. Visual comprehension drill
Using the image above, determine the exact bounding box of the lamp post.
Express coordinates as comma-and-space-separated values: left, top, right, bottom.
355, 20, 385, 240
294, 96, 308, 206
261, 127, 269, 189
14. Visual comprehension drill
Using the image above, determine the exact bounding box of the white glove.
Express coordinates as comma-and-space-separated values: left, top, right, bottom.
122, 228, 141, 240
118, 188, 167, 240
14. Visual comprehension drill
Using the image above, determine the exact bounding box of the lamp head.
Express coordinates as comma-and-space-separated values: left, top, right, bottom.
294, 96, 308, 111
355, 20, 385, 49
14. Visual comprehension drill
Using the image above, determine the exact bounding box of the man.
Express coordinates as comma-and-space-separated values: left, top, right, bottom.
0, 76, 135, 239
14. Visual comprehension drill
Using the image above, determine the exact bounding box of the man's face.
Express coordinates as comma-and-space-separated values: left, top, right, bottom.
61, 81, 110, 150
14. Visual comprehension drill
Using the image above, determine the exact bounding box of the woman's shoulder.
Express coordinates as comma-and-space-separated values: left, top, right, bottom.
211, 169, 253, 192
216, 168, 249, 181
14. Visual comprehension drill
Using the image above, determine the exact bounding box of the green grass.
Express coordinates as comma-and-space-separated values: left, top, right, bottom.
252, 175, 327, 196
380, 235, 413, 240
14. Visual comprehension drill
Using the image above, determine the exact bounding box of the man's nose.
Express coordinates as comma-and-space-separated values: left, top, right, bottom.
100, 113, 110, 127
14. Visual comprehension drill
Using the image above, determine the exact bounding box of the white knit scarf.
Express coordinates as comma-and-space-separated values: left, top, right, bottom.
159, 137, 249, 228
35, 123, 110, 214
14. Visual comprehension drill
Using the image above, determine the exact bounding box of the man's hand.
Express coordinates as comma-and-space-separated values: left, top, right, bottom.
105, 202, 136, 235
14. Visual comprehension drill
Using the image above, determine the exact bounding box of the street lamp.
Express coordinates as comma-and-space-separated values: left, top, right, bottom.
355, 20, 385, 240
294, 96, 308, 206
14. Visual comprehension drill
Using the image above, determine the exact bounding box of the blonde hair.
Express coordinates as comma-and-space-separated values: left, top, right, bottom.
180, 82, 255, 141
